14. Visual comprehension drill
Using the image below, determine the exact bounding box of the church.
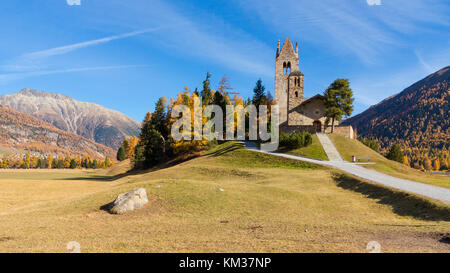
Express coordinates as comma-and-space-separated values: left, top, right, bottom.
275, 38, 341, 134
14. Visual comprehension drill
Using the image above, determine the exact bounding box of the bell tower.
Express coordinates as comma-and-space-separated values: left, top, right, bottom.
275, 38, 299, 125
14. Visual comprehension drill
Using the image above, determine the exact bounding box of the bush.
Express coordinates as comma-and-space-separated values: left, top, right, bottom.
280, 131, 313, 149
386, 144, 403, 163
360, 137, 379, 151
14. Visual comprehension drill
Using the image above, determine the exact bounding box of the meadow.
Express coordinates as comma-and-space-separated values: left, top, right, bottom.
0, 142, 449, 253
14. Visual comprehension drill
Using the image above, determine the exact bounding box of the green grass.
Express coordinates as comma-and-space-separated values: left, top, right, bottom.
279, 134, 329, 160
0, 141, 449, 253
329, 134, 450, 188
207, 141, 321, 169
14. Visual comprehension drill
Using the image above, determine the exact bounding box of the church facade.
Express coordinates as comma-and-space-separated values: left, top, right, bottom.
274, 38, 355, 138
275, 38, 332, 134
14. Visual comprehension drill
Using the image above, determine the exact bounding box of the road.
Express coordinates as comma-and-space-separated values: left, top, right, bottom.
244, 141, 450, 203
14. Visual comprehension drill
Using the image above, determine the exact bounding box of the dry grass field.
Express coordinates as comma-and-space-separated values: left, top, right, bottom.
0, 142, 449, 253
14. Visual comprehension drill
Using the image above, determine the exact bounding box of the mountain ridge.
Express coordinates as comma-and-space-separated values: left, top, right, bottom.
0, 88, 141, 149
342, 66, 449, 164
0, 105, 115, 158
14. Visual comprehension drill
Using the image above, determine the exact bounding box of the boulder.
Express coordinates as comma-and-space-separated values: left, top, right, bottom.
109, 188, 148, 214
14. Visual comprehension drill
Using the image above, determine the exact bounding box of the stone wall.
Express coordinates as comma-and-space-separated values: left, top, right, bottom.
325, 125, 355, 139
280, 124, 317, 134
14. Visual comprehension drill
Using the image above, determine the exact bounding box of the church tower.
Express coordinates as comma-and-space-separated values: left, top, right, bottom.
275, 38, 302, 125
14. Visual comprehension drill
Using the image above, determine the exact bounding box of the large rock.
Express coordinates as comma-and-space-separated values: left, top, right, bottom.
109, 188, 148, 214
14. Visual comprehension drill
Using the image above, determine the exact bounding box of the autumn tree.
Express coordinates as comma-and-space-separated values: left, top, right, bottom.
323, 79, 354, 133
433, 159, 440, 171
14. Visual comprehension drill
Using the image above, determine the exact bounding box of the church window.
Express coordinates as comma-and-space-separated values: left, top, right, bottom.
295, 91, 298, 97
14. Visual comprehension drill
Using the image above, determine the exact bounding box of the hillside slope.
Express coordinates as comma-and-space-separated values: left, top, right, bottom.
329, 134, 450, 188
0, 89, 141, 149
0, 106, 115, 158
343, 66, 449, 152
0, 142, 449, 252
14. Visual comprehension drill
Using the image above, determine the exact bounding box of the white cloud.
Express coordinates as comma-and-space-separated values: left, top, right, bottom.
366, 0, 381, 6
0, 65, 148, 84
66, 0, 81, 6
22, 28, 160, 60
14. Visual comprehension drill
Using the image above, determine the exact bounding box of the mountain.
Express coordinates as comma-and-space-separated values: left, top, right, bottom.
0, 89, 141, 149
343, 66, 449, 154
0, 105, 115, 158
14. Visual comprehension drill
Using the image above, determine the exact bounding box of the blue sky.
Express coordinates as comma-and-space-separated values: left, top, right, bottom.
0, 0, 449, 122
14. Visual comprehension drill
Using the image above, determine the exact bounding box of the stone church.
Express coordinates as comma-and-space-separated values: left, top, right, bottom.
274, 38, 355, 138
275, 38, 336, 134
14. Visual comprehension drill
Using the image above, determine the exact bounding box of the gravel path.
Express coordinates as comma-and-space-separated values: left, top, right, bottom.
244, 142, 450, 203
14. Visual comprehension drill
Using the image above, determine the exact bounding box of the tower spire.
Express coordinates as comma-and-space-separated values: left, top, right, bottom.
295, 42, 298, 55
276, 40, 280, 57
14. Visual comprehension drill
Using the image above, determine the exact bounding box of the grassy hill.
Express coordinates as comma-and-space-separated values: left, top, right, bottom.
0, 141, 449, 252
329, 134, 450, 188
279, 134, 328, 160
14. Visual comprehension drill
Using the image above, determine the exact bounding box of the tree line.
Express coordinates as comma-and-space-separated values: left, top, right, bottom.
0, 152, 113, 169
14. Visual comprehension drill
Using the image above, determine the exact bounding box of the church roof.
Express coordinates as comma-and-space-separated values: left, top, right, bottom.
289, 70, 304, 76
300, 94, 324, 106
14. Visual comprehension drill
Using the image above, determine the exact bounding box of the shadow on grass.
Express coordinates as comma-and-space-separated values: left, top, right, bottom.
333, 173, 450, 222
60, 151, 206, 182
206, 142, 244, 157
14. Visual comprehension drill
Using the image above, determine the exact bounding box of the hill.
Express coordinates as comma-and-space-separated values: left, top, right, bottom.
342, 66, 449, 165
0, 105, 115, 158
329, 134, 450, 189
0, 88, 141, 149
0, 141, 449, 252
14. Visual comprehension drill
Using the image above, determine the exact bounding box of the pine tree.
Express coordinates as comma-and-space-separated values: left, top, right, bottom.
252, 79, 266, 107
386, 144, 404, 163
323, 78, 354, 133
117, 146, 126, 161
201, 72, 213, 105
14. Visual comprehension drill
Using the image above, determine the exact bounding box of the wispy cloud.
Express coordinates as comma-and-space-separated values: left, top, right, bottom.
22, 28, 160, 60
366, 0, 381, 6
235, 0, 449, 64
106, 0, 274, 77
415, 50, 434, 73
0, 65, 147, 84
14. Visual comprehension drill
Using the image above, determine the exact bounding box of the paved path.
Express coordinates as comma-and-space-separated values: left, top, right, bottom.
244, 142, 450, 203
316, 133, 343, 161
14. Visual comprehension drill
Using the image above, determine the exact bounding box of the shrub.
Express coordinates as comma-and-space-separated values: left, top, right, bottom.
386, 144, 403, 163
360, 137, 379, 151
280, 131, 313, 149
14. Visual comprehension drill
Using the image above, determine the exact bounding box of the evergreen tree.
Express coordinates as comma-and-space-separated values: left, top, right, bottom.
323, 79, 354, 133
143, 129, 165, 167
117, 146, 126, 161
252, 79, 266, 107
149, 97, 169, 139
201, 72, 213, 105
386, 144, 404, 163
70, 159, 77, 169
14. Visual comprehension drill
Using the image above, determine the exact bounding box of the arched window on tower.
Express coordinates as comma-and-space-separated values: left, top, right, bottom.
283, 62, 286, 74
295, 91, 298, 98
287, 62, 291, 74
